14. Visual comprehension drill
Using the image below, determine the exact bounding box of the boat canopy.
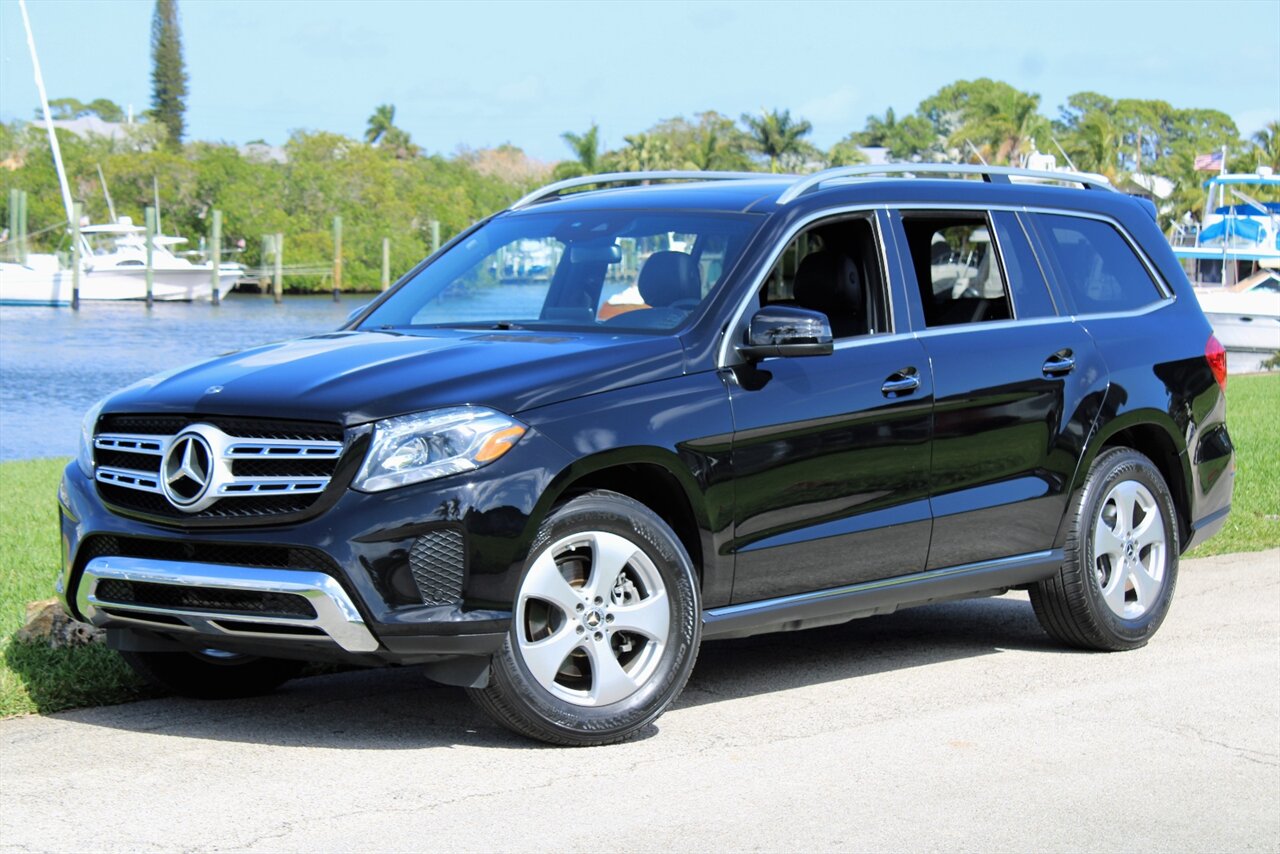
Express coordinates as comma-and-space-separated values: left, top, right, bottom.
1213, 202, 1280, 217
1202, 172, 1280, 188
1199, 218, 1267, 244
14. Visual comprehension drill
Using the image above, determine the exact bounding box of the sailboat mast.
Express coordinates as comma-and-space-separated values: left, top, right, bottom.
18, 0, 75, 227
97, 164, 117, 223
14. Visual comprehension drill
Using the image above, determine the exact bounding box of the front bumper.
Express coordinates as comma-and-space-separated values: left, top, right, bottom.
57, 429, 572, 663
76, 555, 381, 653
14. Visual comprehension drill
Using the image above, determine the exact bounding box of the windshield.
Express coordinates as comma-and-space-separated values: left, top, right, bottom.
359, 210, 761, 333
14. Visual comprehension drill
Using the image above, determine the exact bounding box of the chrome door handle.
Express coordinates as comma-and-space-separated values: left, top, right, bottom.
1042, 352, 1076, 376
882, 370, 920, 396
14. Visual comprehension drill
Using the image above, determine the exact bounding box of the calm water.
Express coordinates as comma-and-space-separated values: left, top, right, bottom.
0, 283, 583, 461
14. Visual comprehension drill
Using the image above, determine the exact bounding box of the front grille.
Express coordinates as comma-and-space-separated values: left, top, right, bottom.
95, 578, 317, 619
78, 534, 340, 574
93, 415, 346, 521
408, 530, 465, 605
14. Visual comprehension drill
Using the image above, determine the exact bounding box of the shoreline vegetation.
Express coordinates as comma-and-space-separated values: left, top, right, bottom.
2, 79, 1277, 293
0, 374, 1275, 719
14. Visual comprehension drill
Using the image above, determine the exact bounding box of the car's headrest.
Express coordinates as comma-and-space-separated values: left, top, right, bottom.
637, 251, 702, 307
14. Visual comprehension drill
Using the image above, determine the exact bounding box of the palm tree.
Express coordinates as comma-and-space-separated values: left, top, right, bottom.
365, 104, 395, 145
949, 88, 1047, 165
1065, 111, 1121, 180
741, 109, 813, 172
1252, 121, 1280, 171
560, 124, 602, 175
614, 133, 675, 171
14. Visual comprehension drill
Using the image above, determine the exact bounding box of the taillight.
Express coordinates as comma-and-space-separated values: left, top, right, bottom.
1205, 334, 1227, 391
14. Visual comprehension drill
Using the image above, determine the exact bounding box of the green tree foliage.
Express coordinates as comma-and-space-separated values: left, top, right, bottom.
363, 104, 419, 160
920, 78, 1047, 164
554, 124, 602, 179
35, 98, 125, 123
149, 0, 188, 150
1253, 121, 1280, 171
741, 108, 814, 172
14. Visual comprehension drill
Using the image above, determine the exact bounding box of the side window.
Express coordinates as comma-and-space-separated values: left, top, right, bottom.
759, 215, 890, 338
900, 213, 1011, 327
991, 212, 1057, 318
1031, 214, 1163, 314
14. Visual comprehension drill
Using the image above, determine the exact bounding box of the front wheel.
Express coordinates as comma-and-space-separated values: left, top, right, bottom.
468, 491, 701, 746
1031, 447, 1180, 651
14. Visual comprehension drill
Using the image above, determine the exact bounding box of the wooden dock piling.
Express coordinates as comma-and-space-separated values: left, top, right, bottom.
381, 237, 390, 291
144, 205, 155, 308
70, 201, 81, 310
273, 232, 284, 304
210, 209, 222, 305
332, 216, 343, 302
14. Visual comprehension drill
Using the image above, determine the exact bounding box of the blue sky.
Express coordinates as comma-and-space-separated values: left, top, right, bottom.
2, 0, 1277, 162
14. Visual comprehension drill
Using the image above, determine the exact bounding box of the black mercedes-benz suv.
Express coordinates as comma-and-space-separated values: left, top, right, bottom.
57, 166, 1234, 745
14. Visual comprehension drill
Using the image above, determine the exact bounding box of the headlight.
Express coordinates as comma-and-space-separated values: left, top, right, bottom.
76, 397, 108, 478
353, 406, 527, 492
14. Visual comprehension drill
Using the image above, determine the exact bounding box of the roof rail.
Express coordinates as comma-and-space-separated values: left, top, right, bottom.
509, 170, 773, 210
775, 164, 1117, 205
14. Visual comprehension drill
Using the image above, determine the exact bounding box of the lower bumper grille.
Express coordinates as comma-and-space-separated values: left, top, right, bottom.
96, 579, 317, 619
76, 556, 379, 653
409, 530, 466, 605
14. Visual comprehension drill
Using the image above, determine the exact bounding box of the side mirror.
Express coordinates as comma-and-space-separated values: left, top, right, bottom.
737, 305, 833, 360
345, 303, 370, 325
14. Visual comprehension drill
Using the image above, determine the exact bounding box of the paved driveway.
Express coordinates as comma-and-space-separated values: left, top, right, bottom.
2, 549, 1277, 852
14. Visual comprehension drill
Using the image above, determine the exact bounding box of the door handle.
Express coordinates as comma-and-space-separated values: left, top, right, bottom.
881, 368, 920, 397
1042, 350, 1076, 376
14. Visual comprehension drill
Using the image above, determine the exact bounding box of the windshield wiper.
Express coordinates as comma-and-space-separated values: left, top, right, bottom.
491, 321, 524, 330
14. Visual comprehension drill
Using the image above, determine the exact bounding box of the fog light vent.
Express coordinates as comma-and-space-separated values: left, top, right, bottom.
409, 530, 465, 605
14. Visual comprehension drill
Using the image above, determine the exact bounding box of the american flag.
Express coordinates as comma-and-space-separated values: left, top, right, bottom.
1194, 150, 1224, 172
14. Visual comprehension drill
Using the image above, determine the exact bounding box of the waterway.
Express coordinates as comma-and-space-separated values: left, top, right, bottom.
0, 294, 367, 461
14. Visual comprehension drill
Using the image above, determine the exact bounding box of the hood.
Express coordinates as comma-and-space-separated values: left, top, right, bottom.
105, 329, 686, 425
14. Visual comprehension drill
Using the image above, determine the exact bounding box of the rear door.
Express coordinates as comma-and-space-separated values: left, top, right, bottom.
889, 209, 1107, 570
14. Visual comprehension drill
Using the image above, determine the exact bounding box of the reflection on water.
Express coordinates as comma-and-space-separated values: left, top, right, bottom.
2, 294, 361, 461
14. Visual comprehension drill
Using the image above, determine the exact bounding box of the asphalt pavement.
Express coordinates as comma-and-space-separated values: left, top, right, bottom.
2, 549, 1277, 853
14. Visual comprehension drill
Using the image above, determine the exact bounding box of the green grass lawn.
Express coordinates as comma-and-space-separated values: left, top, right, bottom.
1, 373, 1275, 718
0, 459, 149, 717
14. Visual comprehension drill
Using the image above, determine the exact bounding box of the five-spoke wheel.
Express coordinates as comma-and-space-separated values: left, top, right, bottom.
469, 491, 700, 745
1031, 447, 1179, 651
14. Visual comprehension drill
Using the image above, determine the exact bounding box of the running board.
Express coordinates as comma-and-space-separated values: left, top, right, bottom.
702, 550, 1063, 640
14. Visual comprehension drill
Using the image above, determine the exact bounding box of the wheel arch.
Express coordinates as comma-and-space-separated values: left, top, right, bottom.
1076, 410, 1192, 549
534, 447, 714, 589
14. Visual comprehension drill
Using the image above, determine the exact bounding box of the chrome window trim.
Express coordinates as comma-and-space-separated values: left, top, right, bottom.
717, 203, 890, 367
890, 202, 1174, 302
716, 201, 1174, 367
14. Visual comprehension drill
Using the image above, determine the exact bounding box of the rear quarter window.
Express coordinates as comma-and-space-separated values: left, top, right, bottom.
1031, 213, 1164, 314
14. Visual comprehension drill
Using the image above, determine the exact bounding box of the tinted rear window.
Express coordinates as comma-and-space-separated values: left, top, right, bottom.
1032, 214, 1163, 314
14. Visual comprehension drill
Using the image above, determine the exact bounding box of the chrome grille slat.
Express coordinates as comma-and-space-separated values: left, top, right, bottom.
218, 478, 329, 495
95, 434, 166, 455
96, 467, 163, 493
225, 440, 343, 459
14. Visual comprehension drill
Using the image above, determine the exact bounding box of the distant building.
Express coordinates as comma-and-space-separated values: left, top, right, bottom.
48, 115, 131, 141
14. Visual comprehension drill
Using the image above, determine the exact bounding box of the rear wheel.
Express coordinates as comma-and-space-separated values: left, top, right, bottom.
1031, 447, 1179, 651
468, 491, 700, 746
120, 648, 305, 699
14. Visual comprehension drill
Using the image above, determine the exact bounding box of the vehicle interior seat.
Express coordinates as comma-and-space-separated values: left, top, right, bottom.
792, 248, 867, 338
637, 251, 702, 307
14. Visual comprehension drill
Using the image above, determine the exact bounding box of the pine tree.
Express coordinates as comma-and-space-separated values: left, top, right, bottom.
150, 0, 188, 149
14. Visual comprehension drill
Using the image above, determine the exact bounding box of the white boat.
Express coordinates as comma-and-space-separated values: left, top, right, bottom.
1170, 170, 1280, 359
1194, 270, 1280, 354
0, 219, 243, 305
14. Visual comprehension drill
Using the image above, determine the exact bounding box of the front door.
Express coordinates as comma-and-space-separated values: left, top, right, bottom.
726, 212, 933, 603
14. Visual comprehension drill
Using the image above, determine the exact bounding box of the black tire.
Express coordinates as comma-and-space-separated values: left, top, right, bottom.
468, 490, 701, 746
120, 649, 306, 699
1030, 447, 1180, 651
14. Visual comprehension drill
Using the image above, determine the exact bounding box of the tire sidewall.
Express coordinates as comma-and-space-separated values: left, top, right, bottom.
493, 493, 701, 740
1078, 450, 1180, 645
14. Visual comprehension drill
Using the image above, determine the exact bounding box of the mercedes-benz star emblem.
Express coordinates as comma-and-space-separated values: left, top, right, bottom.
162, 432, 213, 508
